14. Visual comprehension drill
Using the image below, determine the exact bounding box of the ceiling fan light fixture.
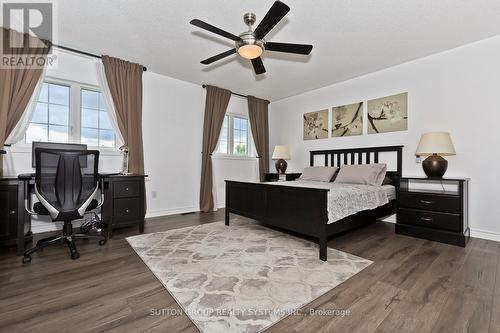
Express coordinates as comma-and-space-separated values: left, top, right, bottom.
237, 44, 263, 59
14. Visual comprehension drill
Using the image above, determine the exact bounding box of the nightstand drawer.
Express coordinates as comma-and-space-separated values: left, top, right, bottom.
399, 192, 460, 213
399, 208, 461, 232
113, 198, 142, 222
113, 181, 140, 198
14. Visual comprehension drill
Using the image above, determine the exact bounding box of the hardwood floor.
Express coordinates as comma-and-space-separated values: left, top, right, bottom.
0, 210, 499, 333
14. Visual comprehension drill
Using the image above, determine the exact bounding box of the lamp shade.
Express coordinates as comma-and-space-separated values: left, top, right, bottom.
416, 132, 456, 156
272, 145, 291, 160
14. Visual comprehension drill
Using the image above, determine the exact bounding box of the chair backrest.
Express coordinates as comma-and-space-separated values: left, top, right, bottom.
34, 148, 99, 221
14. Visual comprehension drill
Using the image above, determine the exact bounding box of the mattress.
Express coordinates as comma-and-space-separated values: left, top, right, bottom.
267, 180, 394, 223
382, 184, 396, 201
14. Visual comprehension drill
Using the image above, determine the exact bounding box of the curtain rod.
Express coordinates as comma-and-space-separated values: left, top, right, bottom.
54, 45, 148, 72
201, 84, 270, 104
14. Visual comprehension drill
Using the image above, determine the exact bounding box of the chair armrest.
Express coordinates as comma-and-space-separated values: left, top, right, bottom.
94, 178, 105, 210
19, 175, 37, 215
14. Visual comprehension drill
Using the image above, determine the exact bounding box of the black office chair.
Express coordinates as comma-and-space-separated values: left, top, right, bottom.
22, 148, 106, 263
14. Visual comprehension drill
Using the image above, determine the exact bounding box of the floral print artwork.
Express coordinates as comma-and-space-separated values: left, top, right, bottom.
303, 109, 328, 140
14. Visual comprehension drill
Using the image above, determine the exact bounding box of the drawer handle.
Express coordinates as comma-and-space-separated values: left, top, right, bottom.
420, 217, 433, 222
10, 210, 15, 215
420, 200, 434, 204
125, 209, 130, 213
125, 187, 129, 191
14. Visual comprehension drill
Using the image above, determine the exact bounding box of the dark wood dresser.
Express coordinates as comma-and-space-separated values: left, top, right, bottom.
101, 174, 147, 238
264, 173, 302, 182
396, 176, 470, 246
0, 177, 32, 253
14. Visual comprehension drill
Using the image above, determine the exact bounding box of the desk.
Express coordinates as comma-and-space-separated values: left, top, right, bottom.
0, 177, 32, 255
0, 173, 147, 255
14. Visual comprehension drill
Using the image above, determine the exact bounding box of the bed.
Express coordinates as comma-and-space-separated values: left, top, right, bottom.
224, 145, 403, 261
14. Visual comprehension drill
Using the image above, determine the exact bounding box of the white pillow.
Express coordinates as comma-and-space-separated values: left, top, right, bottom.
334, 164, 387, 186
299, 167, 338, 182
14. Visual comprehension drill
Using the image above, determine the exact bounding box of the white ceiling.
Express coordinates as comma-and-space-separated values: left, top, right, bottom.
58, 0, 500, 101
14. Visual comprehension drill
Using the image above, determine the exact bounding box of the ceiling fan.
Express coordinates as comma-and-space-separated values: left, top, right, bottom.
190, 1, 313, 75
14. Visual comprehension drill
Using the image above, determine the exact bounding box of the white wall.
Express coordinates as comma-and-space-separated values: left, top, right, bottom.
269, 36, 500, 241
3, 50, 258, 231
142, 73, 258, 217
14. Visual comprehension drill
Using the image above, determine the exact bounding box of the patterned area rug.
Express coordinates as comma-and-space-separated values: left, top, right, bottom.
126, 220, 372, 333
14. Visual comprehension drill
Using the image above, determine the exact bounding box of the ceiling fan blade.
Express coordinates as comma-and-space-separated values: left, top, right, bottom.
265, 42, 312, 55
200, 49, 236, 65
254, 1, 290, 39
251, 57, 266, 75
190, 19, 241, 41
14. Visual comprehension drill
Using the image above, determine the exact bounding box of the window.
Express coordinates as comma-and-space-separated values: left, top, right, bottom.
26, 83, 70, 143
232, 116, 248, 155
23, 79, 118, 148
216, 116, 229, 154
81, 89, 115, 147
215, 114, 251, 156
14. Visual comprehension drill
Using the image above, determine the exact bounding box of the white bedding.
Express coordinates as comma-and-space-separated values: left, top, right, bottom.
266, 180, 393, 223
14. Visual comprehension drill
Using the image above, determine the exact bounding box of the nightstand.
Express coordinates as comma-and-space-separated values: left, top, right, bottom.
264, 173, 301, 182
396, 176, 470, 247
100, 174, 147, 238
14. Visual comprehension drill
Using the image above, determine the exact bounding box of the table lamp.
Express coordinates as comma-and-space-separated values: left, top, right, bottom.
415, 132, 456, 178
272, 145, 290, 174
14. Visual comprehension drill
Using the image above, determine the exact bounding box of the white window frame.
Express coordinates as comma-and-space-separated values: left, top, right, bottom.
12, 76, 121, 155
213, 113, 255, 160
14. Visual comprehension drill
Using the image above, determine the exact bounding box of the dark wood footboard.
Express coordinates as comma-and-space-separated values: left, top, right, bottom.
224, 145, 403, 261
225, 180, 396, 261
225, 180, 330, 259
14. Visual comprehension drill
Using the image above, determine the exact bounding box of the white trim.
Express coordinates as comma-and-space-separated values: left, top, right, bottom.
12, 76, 121, 149
214, 113, 255, 158
8, 144, 121, 156
212, 154, 257, 161
470, 228, 500, 242
146, 206, 199, 218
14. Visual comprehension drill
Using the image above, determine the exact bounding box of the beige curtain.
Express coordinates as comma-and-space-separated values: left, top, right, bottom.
248, 96, 270, 181
101, 55, 144, 175
200, 86, 232, 212
0, 28, 51, 176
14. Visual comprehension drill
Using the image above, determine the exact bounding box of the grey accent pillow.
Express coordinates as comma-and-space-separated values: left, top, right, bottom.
382, 176, 392, 185
299, 167, 339, 182
334, 164, 387, 186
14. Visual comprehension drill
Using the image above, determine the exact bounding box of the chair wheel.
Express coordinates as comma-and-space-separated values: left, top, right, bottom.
99, 239, 107, 246
22, 255, 31, 264
71, 251, 80, 260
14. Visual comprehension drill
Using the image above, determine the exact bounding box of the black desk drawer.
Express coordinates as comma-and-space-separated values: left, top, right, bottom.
113, 181, 140, 198
399, 192, 460, 213
399, 208, 461, 233
113, 198, 142, 222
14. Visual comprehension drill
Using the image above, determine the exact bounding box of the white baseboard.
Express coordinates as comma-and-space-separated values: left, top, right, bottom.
146, 202, 226, 218
146, 206, 199, 218
470, 228, 500, 242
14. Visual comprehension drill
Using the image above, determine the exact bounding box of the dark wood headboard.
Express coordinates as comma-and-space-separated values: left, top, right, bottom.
310, 145, 403, 182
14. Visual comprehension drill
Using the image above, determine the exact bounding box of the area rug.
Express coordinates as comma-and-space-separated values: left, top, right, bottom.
126, 219, 372, 333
